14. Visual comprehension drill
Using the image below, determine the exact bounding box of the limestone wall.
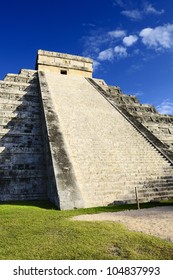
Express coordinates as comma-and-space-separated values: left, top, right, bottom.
37, 50, 93, 77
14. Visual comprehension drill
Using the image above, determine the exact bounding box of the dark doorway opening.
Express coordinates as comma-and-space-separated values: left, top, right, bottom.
60, 70, 67, 75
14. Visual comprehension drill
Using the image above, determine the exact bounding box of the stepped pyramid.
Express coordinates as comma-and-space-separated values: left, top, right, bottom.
0, 49, 173, 209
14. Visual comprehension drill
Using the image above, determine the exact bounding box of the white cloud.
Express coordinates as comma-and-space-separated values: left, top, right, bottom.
127, 63, 143, 74
121, 9, 142, 21
97, 45, 128, 62
113, 0, 125, 8
82, 28, 113, 58
82, 23, 96, 27
114, 46, 127, 57
82, 28, 126, 59
140, 24, 173, 50
98, 48, 114, 61
83, 23, 173, 66
121, 3, 164, 21
93, 60, 101, 71
156, 100, 173, 115
108, 29, 126, 38
133, 91, 144, 97
123, 35, 138, 46
144, 3, 164, 15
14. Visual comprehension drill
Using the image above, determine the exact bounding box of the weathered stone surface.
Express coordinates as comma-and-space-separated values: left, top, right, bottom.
0, 50, 173, 209
0, 70, 47, 201
40, 71, 173, 207
38, 71, 84, 209
37, 49, 93, 77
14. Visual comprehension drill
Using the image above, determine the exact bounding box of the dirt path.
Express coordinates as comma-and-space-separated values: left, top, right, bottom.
72, 206, 173, 242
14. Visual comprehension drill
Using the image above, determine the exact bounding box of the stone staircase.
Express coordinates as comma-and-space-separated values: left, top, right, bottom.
92, 78, 173, 152
86, 78, 173, 204
0, 69, 47, 201
41, 72, 173, 207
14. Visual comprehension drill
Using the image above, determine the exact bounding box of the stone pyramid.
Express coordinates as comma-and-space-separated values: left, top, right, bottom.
0, 50, 173, 209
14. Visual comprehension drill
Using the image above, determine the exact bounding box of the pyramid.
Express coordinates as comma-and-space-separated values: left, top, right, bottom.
0, 50, 173, 209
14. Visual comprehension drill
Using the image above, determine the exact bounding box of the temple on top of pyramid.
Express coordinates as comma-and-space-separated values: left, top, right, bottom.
36, 49, 93, 77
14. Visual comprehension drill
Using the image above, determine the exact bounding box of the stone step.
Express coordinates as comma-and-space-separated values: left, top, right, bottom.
0, 150, 44, 160
19, 69, 37, 77
0, 97, 40, 106
75, 166, 173, 175
137, 174, 173, 181
78, 178, 173, 188
0, 126, 42, 135
157, 136, 173, 141
78, 177, 173, 187
0, 103, 41, 112
120, 185, 173, 194
160, 174, 173, 179
7, 193, 47, 199
0, 112, 41, 120
0, 176, 46, 185
0, 169, 46, 178
76, 149, 168, 156
0, 193, 47, 201
126, 167, 173, 175
73, 163, 173, 173
142, 179, 173, 185
138, 190, 173, 199
0, 134, 43, 145
0, 177, 47, 197
74, 156, 166, 163
138, 185, 173, 194
0, 88, 40, 97
113, 194, 173, 205
0, 111, 41, 119
137, 181, 173, 188
0, 146, 44, 153
0, 167, 46, 175
0, 80, 38, 92
126, 166, 173, 172
1, 162, 46, 173
4, 74, 37, 84
0, 155, 45, 167
0, 130, 43, 137
68, 140, 159, 151
0, 118, 41, 127
0, 93, 40, 103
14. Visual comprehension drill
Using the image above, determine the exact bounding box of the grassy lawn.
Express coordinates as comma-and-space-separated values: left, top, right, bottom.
0, 200, 173, 260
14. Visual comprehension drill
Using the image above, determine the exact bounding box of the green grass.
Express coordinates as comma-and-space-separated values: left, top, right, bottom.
0, 200, 173, 260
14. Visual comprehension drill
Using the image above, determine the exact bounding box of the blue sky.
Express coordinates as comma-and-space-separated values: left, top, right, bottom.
1, 0, 173, 114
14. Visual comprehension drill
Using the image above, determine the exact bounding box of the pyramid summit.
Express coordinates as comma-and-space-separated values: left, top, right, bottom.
0, 49, 173, 209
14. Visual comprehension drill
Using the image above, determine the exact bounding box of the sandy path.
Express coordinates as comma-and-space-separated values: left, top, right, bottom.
72, 206, 173, 242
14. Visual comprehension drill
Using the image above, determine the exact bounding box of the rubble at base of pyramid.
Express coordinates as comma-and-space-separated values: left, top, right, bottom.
0, 50, 173, 209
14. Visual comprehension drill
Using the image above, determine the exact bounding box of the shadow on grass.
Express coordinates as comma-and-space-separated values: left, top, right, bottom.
0, 199, 173, 213
0, 199, 57, 210
69, 199, 173, 216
